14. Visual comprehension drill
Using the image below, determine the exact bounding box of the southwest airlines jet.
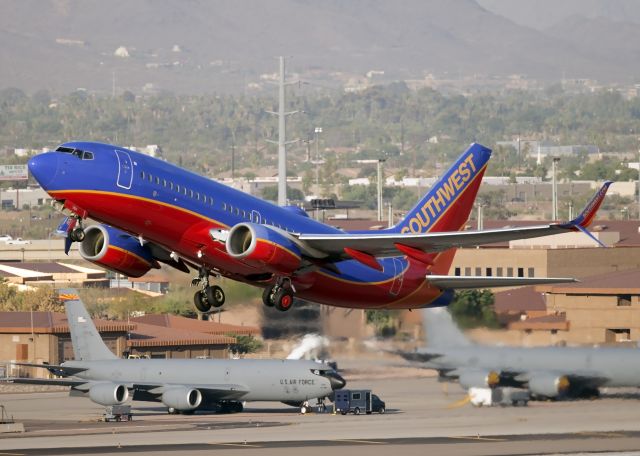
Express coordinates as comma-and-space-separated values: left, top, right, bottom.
27, 142, 610, 313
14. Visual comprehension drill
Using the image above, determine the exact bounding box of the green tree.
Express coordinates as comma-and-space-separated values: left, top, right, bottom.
366, 309, 397, 338
230, 335, 263, 354
448, 289, 499, 329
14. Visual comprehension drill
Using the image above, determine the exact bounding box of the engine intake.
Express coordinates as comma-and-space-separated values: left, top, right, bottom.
79, 225, 157, 277
528, 374, 570, 398
161, 387, 202, 411
88, 383, 129, 406
225, 223, 301, 274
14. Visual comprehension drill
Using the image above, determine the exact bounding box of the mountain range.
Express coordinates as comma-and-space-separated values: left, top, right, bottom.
1, 0, 639, 94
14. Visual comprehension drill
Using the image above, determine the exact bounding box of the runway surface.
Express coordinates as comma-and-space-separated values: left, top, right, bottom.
2, 359, 640, 455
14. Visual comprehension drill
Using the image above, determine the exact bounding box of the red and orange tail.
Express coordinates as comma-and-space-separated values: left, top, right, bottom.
389, 143, 491, 235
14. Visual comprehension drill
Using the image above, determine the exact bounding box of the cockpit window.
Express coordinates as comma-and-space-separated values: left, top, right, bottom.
55, 146, 75, 153
82, 151, 94, 160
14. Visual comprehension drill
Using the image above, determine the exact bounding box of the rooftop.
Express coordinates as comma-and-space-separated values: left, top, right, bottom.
131, 314, 260, 336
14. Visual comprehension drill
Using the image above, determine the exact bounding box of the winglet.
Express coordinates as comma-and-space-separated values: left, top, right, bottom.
558, 181, 612, 247
563, 181, 612, 229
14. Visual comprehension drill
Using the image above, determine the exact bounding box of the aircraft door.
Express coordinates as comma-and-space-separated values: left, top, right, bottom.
115, 150, 133, 190
389, 257, 405, 296
250, 210, 262, 224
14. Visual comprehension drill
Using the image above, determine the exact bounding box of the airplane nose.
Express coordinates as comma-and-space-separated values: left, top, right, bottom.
328, 371, 346, 390
28, 153, 59, 189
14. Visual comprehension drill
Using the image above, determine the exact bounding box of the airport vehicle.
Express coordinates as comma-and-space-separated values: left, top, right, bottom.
103, 405, 132, 422
335, 389, 385, 414
397, 307, 640, 399
469, 387, 529, 407
27, 142, 610, 314
5, 290, 345, 415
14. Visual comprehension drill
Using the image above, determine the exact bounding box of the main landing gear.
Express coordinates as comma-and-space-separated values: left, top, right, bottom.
261, 278, 294, 312
192, 267, 225, 313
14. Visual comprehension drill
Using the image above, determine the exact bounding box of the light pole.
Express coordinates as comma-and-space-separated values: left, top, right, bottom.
355, 158, 386, 222
551, 157, 561, 220
314, 127, 323, 192
377, 158, 386, 222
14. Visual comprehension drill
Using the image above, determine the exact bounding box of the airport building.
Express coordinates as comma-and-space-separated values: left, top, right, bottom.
0, 311, 259, 378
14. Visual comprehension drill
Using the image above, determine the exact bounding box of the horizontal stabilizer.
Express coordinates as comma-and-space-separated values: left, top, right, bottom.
10, 362, 88, 376
2, 377, 86, 387
426, 275, 577, 289
392, 350, 443, 363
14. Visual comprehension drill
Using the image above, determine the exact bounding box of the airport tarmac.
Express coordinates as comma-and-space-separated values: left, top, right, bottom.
2, 360, 640, 455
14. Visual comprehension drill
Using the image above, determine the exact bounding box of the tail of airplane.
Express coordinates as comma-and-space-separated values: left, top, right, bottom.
60, 289, 118, 361
422, 307, 471, 349
389, 143, 492, 235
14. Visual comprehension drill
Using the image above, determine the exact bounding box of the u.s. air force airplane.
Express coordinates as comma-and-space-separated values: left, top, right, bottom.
397, 308, 640, 399
27, 142, 611, 313
6, 291, 345, 414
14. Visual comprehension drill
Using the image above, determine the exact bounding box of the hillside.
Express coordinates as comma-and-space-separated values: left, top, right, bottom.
1, 0, 639, 94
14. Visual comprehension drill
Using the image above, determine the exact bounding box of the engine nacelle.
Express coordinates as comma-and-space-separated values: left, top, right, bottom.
458, 369, 500, 389
161, 387, 203, 411
88, 383, 129, 406
79, 225, 157, 277
528, 374, 570, 398
225, 223, 301, 274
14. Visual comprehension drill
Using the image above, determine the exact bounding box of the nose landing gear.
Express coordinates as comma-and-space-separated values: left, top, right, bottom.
192, 267, 225, 313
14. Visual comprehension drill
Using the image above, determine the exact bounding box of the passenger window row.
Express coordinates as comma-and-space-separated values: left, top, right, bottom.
139, 170, 214, 206
139, 169, 291, 232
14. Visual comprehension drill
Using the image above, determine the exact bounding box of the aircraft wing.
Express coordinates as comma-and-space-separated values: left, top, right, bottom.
296, 181, 612, 263
425, 275, 578, 289
137, 383, 250, 401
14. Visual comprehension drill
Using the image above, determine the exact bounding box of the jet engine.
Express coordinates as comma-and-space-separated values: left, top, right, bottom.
528, 374, 570, 398
161, 387, 203, 411
88, 383, 129, 406
458, 370, 501, 389
79, 225, 158, 277
225, 222, 301, 274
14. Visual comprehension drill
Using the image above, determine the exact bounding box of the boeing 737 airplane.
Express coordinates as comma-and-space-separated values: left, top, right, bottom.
27, 142, 611, 313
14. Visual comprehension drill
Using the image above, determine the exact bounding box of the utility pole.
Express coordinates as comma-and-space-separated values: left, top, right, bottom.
266, 56, 298, 206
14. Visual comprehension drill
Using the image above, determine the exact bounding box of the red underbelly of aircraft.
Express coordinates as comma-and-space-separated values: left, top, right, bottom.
51, 190, 443, 309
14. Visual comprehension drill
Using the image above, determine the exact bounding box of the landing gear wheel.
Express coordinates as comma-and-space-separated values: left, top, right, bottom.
194, 291, 212, 313
232, 401, 243, 413
69, 227, 85, 242
206, 285, 225, 308
300, 405, 308, 414
274, 288, 294, 312
262, 286, 275, 307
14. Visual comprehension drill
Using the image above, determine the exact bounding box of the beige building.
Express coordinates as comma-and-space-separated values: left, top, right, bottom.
539, 270, 640, 345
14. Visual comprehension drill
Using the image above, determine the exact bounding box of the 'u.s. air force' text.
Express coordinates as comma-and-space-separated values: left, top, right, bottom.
401, 154, 477, 234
